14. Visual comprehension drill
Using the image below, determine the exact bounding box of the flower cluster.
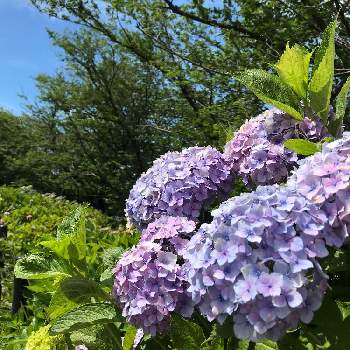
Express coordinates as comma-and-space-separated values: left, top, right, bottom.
223, 108, 328, 186
141, 216, 197, 255
113, 216, 196, 334
113, 241, 193, 335
289, 132, 350, 247
75, 346, 88, 350
184, 185, 330, 340
126, 146, 233, 229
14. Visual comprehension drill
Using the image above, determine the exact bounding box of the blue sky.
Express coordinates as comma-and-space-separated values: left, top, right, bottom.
0, 0, 76, 114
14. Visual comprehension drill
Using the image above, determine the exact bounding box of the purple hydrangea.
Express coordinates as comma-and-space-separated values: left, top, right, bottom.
75, 346, 88, 350
141, 216, 196, 255
113, 241, 194, 335
223, 108, 328, 186
184, 185, 330, 340
289, 132, 350, 247
126, 146, 233, 230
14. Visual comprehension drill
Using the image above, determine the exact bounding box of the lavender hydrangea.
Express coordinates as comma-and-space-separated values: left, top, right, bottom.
113, 240, 194, 335
126, 146, 233, 230
141, 216, 196, 255
288, 132, 350, 247
184, 185, 330, 341
223, 108, 328, 186
75, 346, 88, 350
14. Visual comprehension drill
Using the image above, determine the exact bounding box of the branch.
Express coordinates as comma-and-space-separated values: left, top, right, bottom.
162, 0, 267, 43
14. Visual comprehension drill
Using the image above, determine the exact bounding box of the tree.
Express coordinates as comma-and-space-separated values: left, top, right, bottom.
15, 29, 215, 216
29, 0, 350, 121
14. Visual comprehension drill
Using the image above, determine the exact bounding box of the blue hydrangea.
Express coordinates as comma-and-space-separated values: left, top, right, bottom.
288, 132, 350, 247
223, 108, 328, 186
126, 146, 233, 229
141, 216, 197, 255
184, 185, 330, 340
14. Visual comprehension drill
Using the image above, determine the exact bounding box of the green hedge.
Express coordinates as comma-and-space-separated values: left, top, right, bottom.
0, 186, 137, 328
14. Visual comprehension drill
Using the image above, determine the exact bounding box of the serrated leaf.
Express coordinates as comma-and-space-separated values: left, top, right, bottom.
50, 303, 123, 335
100, 247, 125, 283
284, 138, 320, 155
170, 314, 205, 350
70, 324, 122, 350
275, 43, 312, 98
41, 208, 87, 271
255, 340, 279, 350
48, 288, 80, 320
201, 324, 224, 350
14, 254, 72, 280
234, 69, 303, 120
60, 277, 106, 302
336, 301, 350, 321
309, 21, 337, 120
122, 325, 138, 350
329, 75, 350, 136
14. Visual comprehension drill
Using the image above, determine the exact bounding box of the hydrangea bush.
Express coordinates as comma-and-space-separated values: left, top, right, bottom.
112, 20, 350, 345
13, 20, 350, 350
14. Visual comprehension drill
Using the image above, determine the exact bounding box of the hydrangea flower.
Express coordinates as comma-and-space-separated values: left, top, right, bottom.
223, 108, 328, 186
113, 241, 194, 335
288, 132, 350, 247
126, 146, 233, 229
75, 346, 88, 350
141, 216, 196, 255
184, 185, 329, 340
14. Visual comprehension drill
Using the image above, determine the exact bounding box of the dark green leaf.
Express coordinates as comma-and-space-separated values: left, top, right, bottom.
170, 314, 205, 350
234, 69, 303, 120
70, 324, 122, 350
50, 303, 123, 335
60, 277, 107, 302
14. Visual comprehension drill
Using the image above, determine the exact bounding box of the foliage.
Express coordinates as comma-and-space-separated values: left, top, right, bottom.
0, 186, 137, 349
1, 2, 350, 350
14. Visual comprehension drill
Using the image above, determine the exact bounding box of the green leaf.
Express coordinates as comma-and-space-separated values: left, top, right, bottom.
41, 208, 87, 271
200, 324, 224, 350
284, 138, 320, 155
60, 277, 107, 302
122, 324, 138, 350
100, 247, 125, 283
336, 301, 350, 321
227, 338, 250, 350
50, 303, 123, 335
330, 75, 350, 136
48, 288, 80, 320
70, 324, 122, 350
216, 318, 233, 339
275, 43, 312, 99
14, 254, 72, 280
170, 314, 205, 350
255, 340, 279, 350
234, 69, 303, 120
308, 20, 337, 120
